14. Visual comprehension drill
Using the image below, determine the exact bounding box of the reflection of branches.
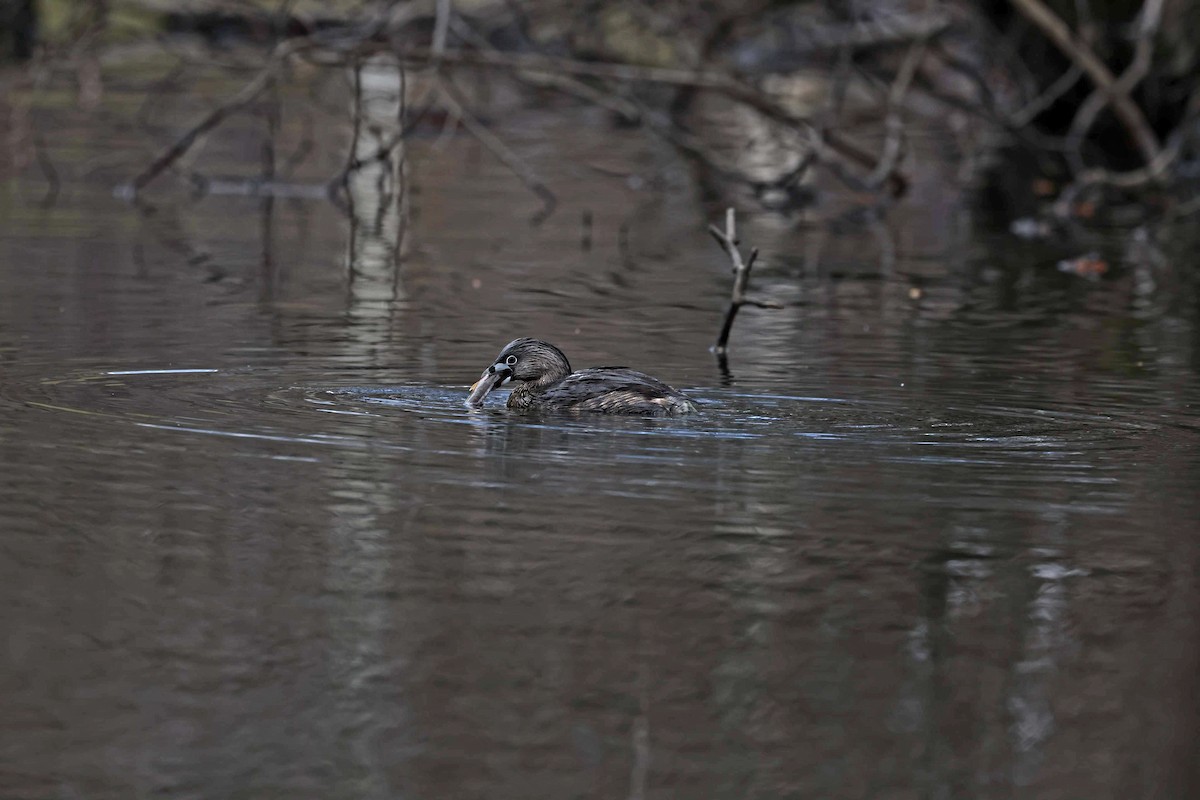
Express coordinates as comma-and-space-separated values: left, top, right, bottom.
30, 124, 61, 207
1171, 192, 1200, 220
1052, 85, 1200, 218
330, 58, 364, 206
328, 66, 437, 208
899, 0, 1200, 222
1010, 62, 1082, 127
10, 59, 61, 205
434, 77, 557, 224
449, 14, 642, 122
1063, 0, 1165, 174
259, 73, 279, 290
112, 0, 1195, 231
120, 38, 311, 197
122, 2, 562, 222
117, 0, 958, 220
1007, 0, 1161, 167
280, 103, 316, 179
136, 56, 190, 134
408, 45, 908, 196
864, 26, 930, 190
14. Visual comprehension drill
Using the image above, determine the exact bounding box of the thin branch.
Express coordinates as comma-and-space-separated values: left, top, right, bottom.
135, 56, 189, 134
618, 220, 636, 270
708, 208, 781, 358
395, 61, 411, 261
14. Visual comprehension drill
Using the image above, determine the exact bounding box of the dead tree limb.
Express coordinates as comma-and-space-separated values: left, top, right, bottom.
708, 207, 781, 357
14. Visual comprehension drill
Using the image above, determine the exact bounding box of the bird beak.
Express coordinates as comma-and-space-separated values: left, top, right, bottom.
465, 363, 513, 408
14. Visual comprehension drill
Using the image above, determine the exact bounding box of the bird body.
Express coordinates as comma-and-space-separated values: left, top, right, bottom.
466, 338, 695, 415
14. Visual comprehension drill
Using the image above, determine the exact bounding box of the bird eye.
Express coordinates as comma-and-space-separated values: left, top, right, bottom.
505, 355, 517, 365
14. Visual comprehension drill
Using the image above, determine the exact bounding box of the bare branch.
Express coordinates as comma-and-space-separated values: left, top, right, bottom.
709, 208, 776, 357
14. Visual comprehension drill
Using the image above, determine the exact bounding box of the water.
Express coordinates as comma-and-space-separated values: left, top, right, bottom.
2, 60, 1200, 799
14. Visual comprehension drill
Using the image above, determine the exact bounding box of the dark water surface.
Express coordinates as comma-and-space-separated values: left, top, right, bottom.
3, 65, 1200, 799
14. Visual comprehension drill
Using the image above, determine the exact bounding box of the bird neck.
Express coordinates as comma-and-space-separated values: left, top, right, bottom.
536, 360, 570, 387
527, 346, 571, 389
508, 361, 569, 407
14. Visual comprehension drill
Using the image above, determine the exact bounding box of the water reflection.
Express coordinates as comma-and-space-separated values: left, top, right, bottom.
345, 56, 408, 303
1, 57, 1199, 800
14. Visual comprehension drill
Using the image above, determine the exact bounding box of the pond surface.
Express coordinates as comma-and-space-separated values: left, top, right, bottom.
2, 61, 1200, 799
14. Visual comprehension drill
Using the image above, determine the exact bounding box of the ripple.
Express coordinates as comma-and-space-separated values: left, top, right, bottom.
0, 365, 1183, 487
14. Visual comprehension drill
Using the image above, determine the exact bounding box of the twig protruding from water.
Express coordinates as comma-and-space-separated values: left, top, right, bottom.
708, 207, 780, 358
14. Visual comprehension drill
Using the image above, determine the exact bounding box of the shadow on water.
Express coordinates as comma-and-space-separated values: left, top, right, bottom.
2, 58, 1200, 800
